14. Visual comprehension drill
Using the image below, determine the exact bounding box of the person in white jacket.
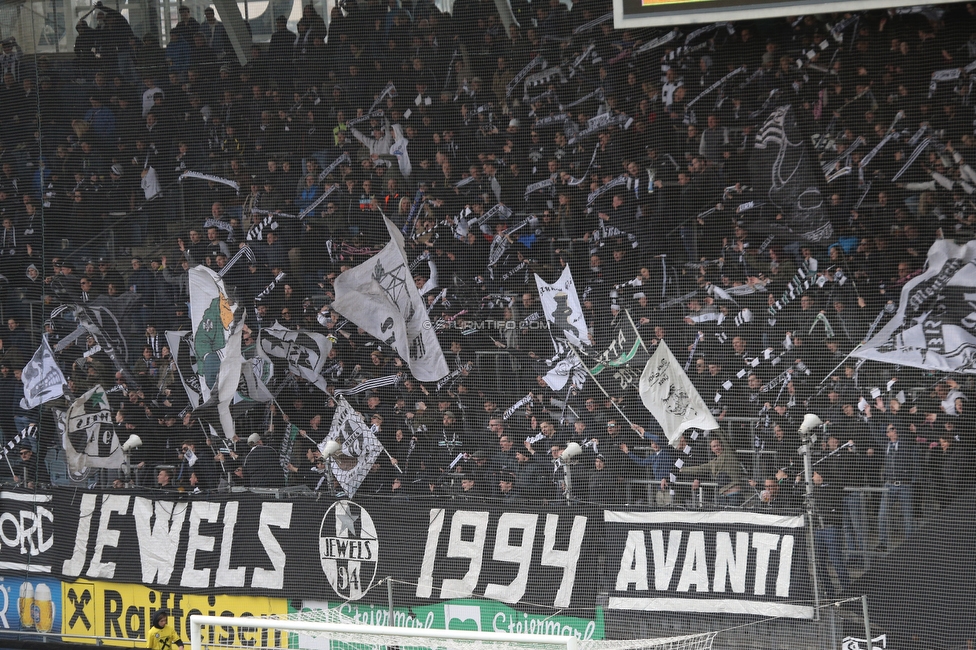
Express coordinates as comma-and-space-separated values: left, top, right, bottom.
349, 118, 393, 157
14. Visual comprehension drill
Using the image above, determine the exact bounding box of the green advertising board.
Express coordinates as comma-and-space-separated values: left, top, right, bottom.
297, 599, 604, 642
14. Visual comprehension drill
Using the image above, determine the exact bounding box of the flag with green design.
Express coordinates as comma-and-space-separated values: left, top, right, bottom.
579, 311, 650, 392
189, 266, 245, 441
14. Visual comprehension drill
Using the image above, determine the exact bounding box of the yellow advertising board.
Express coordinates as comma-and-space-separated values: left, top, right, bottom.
61, 581, 289, 647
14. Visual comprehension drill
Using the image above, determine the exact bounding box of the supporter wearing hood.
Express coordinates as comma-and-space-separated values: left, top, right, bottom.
148, 608, 183, 650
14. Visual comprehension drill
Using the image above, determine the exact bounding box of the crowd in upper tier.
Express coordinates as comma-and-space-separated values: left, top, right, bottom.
0, 1, 973, 564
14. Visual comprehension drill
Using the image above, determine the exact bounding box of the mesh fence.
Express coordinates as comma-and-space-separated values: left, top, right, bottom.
0, 0, 973, 648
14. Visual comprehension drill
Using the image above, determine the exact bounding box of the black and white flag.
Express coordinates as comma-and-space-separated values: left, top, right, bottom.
257, 321, 332, 392
535, 266, 590, 347
751, 105, 833, 243
20, 334, 65, 409
332, 217, 449, 382
166, 330, 203, 408
76, 302, 138, 388
57, 384, 124, 475
322, 396, 385, 497
639, 340, 719, 446
853, 239, 976, 373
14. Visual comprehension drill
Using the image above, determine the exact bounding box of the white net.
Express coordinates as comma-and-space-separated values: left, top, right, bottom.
240, 611, 719, 650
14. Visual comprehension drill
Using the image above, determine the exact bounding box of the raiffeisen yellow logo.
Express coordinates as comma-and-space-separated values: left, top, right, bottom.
61, 581, 288, 647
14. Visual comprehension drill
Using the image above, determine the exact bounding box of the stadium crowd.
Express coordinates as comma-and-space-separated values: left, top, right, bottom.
1, 0, 975, 571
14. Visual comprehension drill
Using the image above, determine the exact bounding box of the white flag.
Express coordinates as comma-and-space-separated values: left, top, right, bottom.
332, 217, 449, 382
322, 396, 384, 497
535, 266, 590, 346
257, 321, 332, 392
853, 239, 976, 373
543, 346, 588, 391
20, 334, 65, 409
58, 385, 124, 474
189, 266, 245, 440
639, 340, 719, 447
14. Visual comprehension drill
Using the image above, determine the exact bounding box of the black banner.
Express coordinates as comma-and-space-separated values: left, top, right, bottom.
1, 489, 812, 618
4, 490, 598, 611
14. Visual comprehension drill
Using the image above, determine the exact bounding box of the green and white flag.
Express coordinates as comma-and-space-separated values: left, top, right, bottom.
189, 265, 245, 441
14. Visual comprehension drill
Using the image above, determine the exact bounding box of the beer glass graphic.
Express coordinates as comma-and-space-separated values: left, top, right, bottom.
32, 584, 54, 634
17, 582, 33, 630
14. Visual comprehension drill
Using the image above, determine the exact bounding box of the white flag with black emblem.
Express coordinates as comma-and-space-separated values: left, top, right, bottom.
257, 321, 332, 392
20, 334, 65, 409
321, 396, 384, 497
639, 340, 719, 447
535, 266, 590, 346
332, 217, 448, 382
58, 384, 124, 474
853, 239, 976, 373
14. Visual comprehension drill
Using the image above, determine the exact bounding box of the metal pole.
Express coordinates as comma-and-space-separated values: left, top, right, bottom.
387, 578, 394, 628
800, 436, 822, 620
861, 595, 873, 650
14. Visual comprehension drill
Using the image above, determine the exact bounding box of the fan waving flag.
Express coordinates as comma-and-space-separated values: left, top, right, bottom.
322, 396, 385, 497
639, 340, 719, 447
257, 321, 332, 392
853, 239, 976, 373
20, 334, 66, 409
535, 266, 590, 346
189, 266, 245, 441
58, 385, 124, 475
332, 217, 448, 382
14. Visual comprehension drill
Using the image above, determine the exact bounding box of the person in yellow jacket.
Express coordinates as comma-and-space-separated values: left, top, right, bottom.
148, 608, 184, 650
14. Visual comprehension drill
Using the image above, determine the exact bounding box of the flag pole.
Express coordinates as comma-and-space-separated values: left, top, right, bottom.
368, 424, 404, 473
568, 345, 637, 430
819, 343, 862, 384
3, 447, 19, 481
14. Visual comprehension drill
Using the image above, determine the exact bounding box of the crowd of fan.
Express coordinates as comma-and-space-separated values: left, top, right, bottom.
1, 0, 975, 563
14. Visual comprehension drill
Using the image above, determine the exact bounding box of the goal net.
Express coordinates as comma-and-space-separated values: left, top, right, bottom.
189, 614, 717, 650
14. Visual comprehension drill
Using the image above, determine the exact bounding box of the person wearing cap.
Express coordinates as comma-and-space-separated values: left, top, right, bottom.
12, 441, 48, 489
620, 424, 677, 496
456, 471, 484, 500
807, 466, 851, 596
243, 433, 284, 488
141, 75, 164, 119
496, 470, 522, 501
587, 453, 620, 504
148, 608, 184, 650
435, 409, 465, 465
83, 92, 116, 146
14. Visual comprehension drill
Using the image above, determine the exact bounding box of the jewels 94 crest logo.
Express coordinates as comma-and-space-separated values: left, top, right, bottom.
320, 501, 379, 600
